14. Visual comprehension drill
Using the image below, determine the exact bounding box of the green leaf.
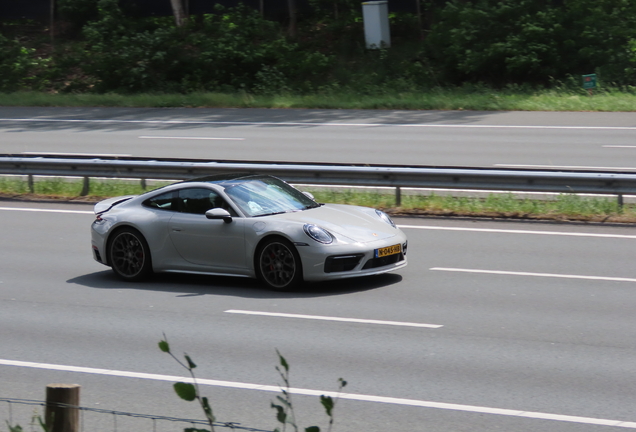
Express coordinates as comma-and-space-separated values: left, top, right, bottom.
320, 395, 334, 416
276, 349, 289, 372
271, 403, 287, 423
305, 427, 320, 432
158, 340, 170, 353
174, 382, 197, 401
276, 395, 291, 407
338, 378, 347, 388
36, 416, 48, 432
202, 397, 215, 422
184, 354, 197, 369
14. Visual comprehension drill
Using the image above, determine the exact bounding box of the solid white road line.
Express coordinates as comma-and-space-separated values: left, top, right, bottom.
0, 207, 92, 214
2, 118, 636, 130
495, 163, 636, 170
0, 359, 634, 428
138, 136, 245, 140
21, 152, 133, 157
398, 224, 636, 239
431, 267, 636, 283
225, 310, 442, 328
603, 145, 636, 148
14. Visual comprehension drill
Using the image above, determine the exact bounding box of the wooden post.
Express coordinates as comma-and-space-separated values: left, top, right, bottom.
46, 384, 80, 432
80, 176, 90, 196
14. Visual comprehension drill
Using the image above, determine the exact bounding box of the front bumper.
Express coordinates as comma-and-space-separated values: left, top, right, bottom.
298, 237, 408, 282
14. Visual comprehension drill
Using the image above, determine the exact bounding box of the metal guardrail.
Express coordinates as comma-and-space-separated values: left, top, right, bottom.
1, 155, 636, 205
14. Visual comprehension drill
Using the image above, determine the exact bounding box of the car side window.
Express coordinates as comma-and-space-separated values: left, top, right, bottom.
179, 188, 237, 216
144, 191, 178, 211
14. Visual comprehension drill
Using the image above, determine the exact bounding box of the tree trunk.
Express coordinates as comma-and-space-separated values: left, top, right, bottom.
287, 0, 297, 37
170, 0, 187, 27
50, 0, 55, 47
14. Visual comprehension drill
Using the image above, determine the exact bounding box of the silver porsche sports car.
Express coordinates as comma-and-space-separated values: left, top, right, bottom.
91, 174, 407, 290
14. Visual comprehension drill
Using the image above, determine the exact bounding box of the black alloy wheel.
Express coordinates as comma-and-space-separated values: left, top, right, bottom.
256, 237, 303, 291
108, 227, 152, 281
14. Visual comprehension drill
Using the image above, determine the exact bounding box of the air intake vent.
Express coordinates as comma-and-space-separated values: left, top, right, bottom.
362, 253, 404, 270
324, 254, 364, 273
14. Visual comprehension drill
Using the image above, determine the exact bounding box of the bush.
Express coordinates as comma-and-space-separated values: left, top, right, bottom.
57, 0, 100, 37
3, 0, 636, 93
425, 0, 636, 87
77, 0, 335, 93
0, 34, 47, 91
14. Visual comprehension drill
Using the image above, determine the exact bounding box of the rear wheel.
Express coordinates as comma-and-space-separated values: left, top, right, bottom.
256, 237, 303, 291
108, 227, 152, 281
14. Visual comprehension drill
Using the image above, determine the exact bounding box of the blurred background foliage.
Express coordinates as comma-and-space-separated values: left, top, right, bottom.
0, 0, 635, 94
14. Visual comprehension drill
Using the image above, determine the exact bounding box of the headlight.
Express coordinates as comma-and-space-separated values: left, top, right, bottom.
375, 210, 396, 228
303, 224, 334, 244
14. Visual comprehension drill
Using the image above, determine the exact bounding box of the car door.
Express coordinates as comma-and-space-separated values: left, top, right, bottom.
168, 187, 247, 270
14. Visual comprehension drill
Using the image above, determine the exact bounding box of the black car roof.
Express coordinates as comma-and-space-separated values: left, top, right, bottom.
182, 173, 266, 184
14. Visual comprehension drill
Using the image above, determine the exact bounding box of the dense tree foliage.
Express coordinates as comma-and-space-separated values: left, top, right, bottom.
426, 0, 636, 86
0, 0, 635, 93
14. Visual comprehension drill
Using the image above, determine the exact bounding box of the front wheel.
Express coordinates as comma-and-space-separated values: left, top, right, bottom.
256, 237, 303, 291
108, 227, 152, 281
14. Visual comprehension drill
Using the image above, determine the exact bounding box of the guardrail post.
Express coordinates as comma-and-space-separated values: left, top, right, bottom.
141, 178, 147, 190
395, 186, 402, 207
618, 194, 624, 208
28, 175, 34, 193
80, 177, 90, 196
45, 384, 80, 432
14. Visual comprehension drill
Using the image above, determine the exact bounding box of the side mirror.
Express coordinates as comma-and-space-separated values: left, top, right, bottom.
205, 208, 232, 223
302, 191, 315, 201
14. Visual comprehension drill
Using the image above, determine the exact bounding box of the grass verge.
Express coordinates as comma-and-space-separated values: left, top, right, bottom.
1, 88, 636, 111
1, 177, 635, 224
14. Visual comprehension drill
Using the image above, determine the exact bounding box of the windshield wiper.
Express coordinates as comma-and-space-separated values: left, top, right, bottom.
254, 210, 290, 217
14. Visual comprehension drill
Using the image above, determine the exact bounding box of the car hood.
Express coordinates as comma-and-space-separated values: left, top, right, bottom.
269, 204, 399, 243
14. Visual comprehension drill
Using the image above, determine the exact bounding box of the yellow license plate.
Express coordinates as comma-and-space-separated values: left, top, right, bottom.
375, 244, 401, 258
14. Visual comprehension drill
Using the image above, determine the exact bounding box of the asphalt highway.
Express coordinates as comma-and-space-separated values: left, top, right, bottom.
1, 200, 635, 432
2, 107, 636, 431
1, 107, 636, 169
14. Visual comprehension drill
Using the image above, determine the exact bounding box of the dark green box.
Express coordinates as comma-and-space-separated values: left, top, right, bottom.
582, 74, 597, 89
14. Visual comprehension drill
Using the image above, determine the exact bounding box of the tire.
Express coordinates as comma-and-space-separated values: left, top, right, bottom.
107, 227, 152, 281
256, 237, 303, 291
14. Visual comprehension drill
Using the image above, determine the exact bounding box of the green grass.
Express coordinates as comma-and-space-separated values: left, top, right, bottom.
2, 177, 635, 223
308, 189, 636, 222
2, 87, 636, 111
0, 177, 173, 200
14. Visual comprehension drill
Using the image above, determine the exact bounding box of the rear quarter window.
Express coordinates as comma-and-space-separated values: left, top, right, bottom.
143, 191, 176, 211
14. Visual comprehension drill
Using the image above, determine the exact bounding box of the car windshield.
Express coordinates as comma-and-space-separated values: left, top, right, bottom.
223, 177, 319, 217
